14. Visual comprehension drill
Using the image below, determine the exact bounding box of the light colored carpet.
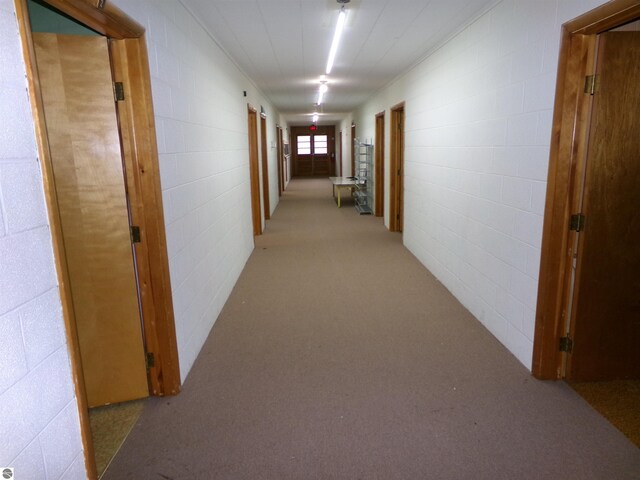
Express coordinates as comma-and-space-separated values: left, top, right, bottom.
104, 178, 640, 479
89, 399, 146, 478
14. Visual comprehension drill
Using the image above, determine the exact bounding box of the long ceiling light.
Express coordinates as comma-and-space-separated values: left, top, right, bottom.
325, 5, 347, 75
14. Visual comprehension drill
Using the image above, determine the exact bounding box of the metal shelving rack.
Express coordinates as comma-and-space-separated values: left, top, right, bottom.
354, 138, 373, 215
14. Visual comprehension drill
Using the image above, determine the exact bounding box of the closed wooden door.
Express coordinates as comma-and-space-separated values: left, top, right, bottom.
248, 107, 262, 235
33, 33, 148, 406
291, 127, 334, 176
311, 132, 331, 175
567, 32, 640, 381
390, 105, 405, 232
375, 112, 385, 217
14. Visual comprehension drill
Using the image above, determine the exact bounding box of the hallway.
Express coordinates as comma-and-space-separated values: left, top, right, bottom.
103, 179, 640, 479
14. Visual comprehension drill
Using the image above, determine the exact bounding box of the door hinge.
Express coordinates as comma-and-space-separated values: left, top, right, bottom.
114, 82, 125, 101
569, 213, 585, 232
130, 225, 141, 243
97, 0, 106, 9
145, 352, 155, 370
559, 336, 573, 353
584, 75, 599, 95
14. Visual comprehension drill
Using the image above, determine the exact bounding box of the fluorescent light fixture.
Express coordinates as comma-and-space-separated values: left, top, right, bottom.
312, 114, 319, 123
325, 8, 346, 75
317, 82, 328, 105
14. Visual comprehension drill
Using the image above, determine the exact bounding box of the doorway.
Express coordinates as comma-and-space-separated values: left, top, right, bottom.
389, 103, 405, 232
276, 125, 284, 196
248, 106, 262, 235
351, 123, 356, 176
291, 126, 335, 177
533, 0, 640, 381
260, 113, 271, 220
532, 0, 640, 448
17, 0, 180, 477
374, 111, 385, 218
338, 130, 342, 176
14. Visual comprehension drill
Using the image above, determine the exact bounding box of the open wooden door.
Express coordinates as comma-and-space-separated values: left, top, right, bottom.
33, 33, 148, 407
566, 31, 640, 381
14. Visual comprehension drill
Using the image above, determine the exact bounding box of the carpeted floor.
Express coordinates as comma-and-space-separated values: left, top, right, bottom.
103, 178, 640, 479
570, 381, 640, 449
89, 399, 146, 478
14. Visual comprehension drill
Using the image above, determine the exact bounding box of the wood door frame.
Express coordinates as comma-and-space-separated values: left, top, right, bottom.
338, 130, 342, 176
15, 0, 181, 477
389, 102, 405, 232
290, 125, 335, 177
351, 123, 356, 176
248, 105, 262, 235
260, 113, 270, 220
276, 125, 283, 196
374, 111, 385, 217
532, 0, 640, 380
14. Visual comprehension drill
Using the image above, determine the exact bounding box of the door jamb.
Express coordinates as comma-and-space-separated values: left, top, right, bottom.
532, 0, 640, 379
15, 1, 181, 477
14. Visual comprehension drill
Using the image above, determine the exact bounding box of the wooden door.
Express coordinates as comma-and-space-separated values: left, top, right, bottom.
567, 31, 640, 381
248, 107, 262, 235
375, 112, 385, 217
310, 129, 332, 176
390, 104, 405, 232
276, 126, 283, 196
291, 126, 334, 176
33, 33, 148, 407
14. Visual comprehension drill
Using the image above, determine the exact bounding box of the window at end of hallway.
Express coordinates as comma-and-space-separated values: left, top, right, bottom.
298, 135, 311, 155
314, 135, 328, 154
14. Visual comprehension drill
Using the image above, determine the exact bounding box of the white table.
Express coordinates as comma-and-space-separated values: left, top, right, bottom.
330, 176, 358, 208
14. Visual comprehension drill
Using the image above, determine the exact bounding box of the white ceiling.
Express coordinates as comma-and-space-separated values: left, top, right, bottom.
181, 0, 496, 125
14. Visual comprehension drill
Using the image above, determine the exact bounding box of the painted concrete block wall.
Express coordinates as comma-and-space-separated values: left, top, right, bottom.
0, 1, 85, 477
111, 0, 281, 380
354, 0, 605, 369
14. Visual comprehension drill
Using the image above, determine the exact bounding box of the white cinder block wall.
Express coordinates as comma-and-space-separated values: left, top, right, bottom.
112, 0, 281, 380
354, 0, 606, 369
0, 1, 85, 477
